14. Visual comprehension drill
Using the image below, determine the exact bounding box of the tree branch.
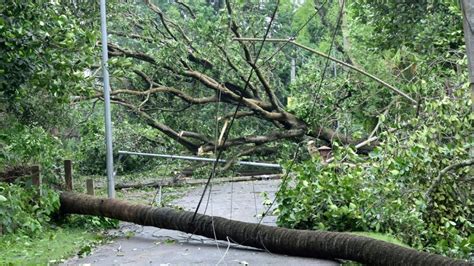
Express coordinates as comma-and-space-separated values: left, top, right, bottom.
108, 43, 158, 65
218, 111, 255, 121
178, 131, 213, 145
220, 145, 276, 171
425, 159, 474, 206
110, 98, 199, 152
175, 0, 196, 19
233, 37, 417, 105
199, 129, 305, 153
109, 31, 156, 43
80, 86, 220, 106
216, 45, 260, 98
225, 0, 282, 110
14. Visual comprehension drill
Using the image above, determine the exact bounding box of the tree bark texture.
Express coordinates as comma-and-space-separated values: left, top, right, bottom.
59, 192, 469, 265
0, 165, 39, 183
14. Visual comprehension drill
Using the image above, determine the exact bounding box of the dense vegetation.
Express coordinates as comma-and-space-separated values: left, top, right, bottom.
0, 0, 472, 262
276, 0, 473, 260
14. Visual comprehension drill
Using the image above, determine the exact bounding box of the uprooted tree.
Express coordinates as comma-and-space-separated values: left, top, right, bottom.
75, 0, 403, 158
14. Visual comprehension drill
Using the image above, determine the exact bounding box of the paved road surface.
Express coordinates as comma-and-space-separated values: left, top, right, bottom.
64, 180, 338, 265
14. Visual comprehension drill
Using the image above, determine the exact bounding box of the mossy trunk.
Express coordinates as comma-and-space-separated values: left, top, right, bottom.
59, 192, 468, 266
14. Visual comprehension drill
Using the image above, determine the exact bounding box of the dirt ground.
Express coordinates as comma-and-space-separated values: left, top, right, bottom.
63, 179, 338, 265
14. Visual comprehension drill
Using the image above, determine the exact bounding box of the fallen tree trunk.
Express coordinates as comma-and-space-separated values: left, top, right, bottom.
113, 174, 281, 189
60, 192, 468, 265
0, 165, 39, 183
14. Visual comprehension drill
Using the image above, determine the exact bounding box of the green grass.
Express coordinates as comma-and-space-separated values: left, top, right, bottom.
76, 166, 193, 207
341, 232, 410, 265
0, 227, 104, 265
349, 232, 409, 248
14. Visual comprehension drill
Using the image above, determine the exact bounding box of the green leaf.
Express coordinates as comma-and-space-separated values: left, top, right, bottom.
389, 170, 399, 176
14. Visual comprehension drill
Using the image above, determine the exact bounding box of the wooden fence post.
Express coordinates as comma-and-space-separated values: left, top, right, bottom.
86, 179, 95, 196
64, 160, 73, 191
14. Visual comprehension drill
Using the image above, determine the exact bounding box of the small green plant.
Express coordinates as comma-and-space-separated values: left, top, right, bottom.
164, 238, 176, 244
261, 191, 273, 206
64, 215, 119, 231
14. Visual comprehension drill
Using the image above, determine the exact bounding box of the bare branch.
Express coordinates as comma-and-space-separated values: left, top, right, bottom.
110, 98, 199, 152
114, 87, 219, 105
144, 0, 194, 47
225, 1, 282, 110
175, 0, 196, 19
199, 129, 305, 153
311, 127, 355, 146
75, 85, 220, 106
109, 31, 156, 43
178, 131, 212, 144
218, 111, 254, 121
234, 37, 417, 105
108, 43, 157, 65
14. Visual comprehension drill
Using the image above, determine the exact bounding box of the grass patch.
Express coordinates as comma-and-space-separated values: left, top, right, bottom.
349, 232, 409, 247
0, 226, 105, 265
76, 166, 193, 206
114, 186, 189, 206
342, 232, 410, 265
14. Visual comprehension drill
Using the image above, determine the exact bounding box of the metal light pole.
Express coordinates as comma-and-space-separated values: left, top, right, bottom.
461, 0, 474, 100
99, 0, 115, 198
461, 0, 474, 160
290, 57, 296, 83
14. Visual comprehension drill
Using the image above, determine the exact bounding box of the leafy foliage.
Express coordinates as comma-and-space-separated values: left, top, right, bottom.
0, 184, 59, 235
277, 0, 472, 260
0, 121, 64, 172
0, 1, 96, 127
277, 87, 473, 259
64, 215, 119, 231
0, 182, 117, 263
0, 3, 119, 259
75, 104, 173, 175
350, 1, 463, 55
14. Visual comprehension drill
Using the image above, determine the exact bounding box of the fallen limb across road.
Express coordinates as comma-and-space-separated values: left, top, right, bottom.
59, 192, 468, 265
113, 174, 281, 189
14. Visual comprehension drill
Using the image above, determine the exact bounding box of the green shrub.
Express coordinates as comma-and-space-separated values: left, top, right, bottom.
0, 184, 59, 235
64, 215, 119, 231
